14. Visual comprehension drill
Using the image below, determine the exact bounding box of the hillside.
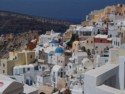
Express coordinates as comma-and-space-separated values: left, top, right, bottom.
0, 11, 72, 34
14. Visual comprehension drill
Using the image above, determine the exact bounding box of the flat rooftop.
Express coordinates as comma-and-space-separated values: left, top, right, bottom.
85, 63, 118, 77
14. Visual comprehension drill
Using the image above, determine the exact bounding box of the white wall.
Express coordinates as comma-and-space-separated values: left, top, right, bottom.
119, 56, 125, 90
96, 56, 109, 67
112, 37, 121, 48
84, 64, 119, 94
95, 43, 112, 54
96, 85, 121, 94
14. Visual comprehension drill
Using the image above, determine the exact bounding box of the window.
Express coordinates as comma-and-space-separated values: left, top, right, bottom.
3, 64, 5, 67
109, 35, 112, 37
15, 56, 17, 60
61, 72, 63, 78
58, 72, 60, 76
114, 41, 115, 45
105, 60, 108, 62
42, 67, 45, 71
23, 68, 26, 73
91, 41, 93, 43
53, 77, 56, 82
30, 55, 33, 58
69, 65, 71, 69
27, 68, 30, 71
118, 42, 119, 46
3, 70, 5, 73
64, 72, 65, 75
116, 41, 117, 46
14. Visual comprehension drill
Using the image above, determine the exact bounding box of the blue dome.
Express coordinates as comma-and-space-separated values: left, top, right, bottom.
48, 53, 53, 56
55, 47, 64, 54
50, 39, 59, 44
48, 51, 54, 56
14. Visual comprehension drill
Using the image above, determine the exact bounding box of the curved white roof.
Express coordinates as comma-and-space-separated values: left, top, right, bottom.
82, 58, 90, 64
79, 26, 94, 32
82, 58, 93, 69
0, 75, 23, 93
14, 64, 34, 69
95, 34, 108, 38
52, 65, 62, 72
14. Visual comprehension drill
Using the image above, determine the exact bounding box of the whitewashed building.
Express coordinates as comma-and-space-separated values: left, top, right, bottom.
13, 64, 50, 86
48, 47, 65, 65
51, 65, 66, 88
38, 30, 61, 45
84, 48, 125, 94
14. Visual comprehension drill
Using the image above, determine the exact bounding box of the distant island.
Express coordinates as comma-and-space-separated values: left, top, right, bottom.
0, 11, 72, 34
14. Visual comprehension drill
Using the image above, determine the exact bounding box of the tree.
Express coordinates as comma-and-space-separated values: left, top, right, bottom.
58, 38, 62, 44
66, 41, 72, 48
66, 33, 79, 47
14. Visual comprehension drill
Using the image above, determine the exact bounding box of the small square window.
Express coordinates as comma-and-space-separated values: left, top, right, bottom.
27, 68, 30, 71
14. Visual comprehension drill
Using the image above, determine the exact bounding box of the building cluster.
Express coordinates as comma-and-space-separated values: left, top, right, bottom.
0, 4, 125, 94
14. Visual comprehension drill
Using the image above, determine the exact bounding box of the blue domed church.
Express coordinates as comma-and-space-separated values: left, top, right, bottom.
48, 46, 65, 66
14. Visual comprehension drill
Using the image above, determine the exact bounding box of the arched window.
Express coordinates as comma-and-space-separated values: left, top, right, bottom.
116, 41, 117, 46
69, 65, 71, 69
118, 42, 119, 46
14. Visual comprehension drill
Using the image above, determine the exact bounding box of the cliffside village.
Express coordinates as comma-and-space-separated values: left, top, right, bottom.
0, 4, 125, 94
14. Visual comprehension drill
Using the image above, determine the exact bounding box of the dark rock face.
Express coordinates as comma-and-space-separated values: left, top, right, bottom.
0, 11, 72, 34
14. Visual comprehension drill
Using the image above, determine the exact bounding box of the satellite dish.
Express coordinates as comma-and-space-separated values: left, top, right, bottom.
82, 58, 93, 70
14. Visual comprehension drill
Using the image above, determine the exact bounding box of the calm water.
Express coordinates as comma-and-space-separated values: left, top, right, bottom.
0, 0, 125, 23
